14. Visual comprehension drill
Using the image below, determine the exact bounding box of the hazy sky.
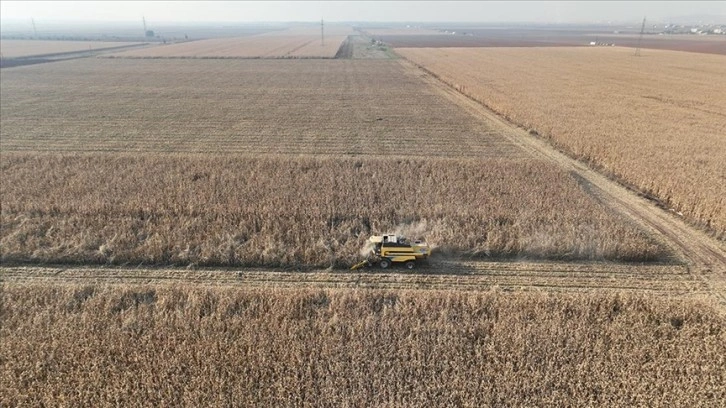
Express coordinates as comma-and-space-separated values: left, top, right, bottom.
1, 1, 724, 24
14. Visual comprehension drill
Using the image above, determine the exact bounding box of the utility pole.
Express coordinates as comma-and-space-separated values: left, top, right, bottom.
31, 18, 37, 37
321, 18, 324, 46
143, 16, 147, 36
634, 16, 646, 56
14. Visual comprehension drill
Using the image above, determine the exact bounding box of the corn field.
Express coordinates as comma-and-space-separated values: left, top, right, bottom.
397, 47, 726, 238
1, 284, 724, 407
0, 154, 666, 267
2, 28, 724, 408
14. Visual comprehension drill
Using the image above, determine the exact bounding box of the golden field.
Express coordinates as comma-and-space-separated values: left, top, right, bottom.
1, 284, 723, 406
2, 31, 725, 408
397, 47, 726, 237
109, 26, 353, 58
0, 57, 669, 265
0, 154, 665, 267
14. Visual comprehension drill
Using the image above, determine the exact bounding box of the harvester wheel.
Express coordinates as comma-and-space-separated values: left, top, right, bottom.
379, 259, 391, 269
405, 261, 415, 270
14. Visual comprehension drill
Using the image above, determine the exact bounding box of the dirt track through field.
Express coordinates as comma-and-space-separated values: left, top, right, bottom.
394, 58, 726, 310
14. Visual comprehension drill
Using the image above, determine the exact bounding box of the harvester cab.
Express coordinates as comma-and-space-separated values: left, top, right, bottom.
351, 233, 431, 270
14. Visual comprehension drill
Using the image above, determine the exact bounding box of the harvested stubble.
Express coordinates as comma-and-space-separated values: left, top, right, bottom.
0, 58, 521, 158
109, 26, 353, 59
1, 284, 724, 406
1, 154, 665, 267
397, 47, 726, 238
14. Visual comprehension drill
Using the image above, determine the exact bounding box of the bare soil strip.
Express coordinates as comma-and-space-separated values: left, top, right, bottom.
395, 58, 726, 308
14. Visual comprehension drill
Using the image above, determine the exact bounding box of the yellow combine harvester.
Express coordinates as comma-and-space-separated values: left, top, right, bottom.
351, 233, 431, 270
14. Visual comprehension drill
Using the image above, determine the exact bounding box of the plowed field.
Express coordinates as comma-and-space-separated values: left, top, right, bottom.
369, 29, 726, 55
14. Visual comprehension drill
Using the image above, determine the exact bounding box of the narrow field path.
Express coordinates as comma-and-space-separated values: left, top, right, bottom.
396, 58, 726, 309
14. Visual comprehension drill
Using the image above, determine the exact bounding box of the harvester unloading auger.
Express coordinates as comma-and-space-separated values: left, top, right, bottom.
351, 233, 431, 270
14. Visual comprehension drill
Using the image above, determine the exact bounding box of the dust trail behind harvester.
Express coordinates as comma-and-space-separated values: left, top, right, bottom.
359, 240, 376, 257
394, 220, 438, 250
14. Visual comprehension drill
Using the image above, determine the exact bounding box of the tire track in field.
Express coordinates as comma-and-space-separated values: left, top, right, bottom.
397, 58, 726, 310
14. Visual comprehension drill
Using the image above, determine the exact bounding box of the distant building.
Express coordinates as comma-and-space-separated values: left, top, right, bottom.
145, 30, 155, 38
